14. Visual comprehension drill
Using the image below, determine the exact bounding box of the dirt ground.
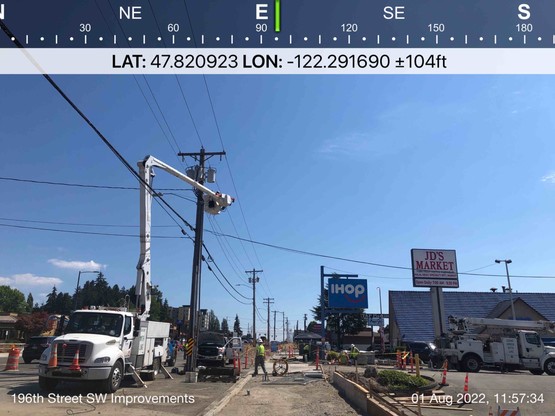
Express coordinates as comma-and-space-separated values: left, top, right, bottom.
216, 365, 361, 416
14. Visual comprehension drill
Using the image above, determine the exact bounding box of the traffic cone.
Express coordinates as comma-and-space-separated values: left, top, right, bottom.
47, 345, 58, 368
69, 348, 81, 371
464, 372, 469, 393
4, 346, 20, 371
439, 360, 449, 386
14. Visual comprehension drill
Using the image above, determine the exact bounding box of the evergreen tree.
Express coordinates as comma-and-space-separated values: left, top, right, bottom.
233, 314, 242, 336
208, 310, 220, 331
26, 293, 34, 312
44, 287, 58, 313
221, 318, 230, 336
311, 289, 366, 348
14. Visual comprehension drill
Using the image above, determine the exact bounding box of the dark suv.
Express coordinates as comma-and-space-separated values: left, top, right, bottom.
22, 336, 56, 363
401, 341, 438, 365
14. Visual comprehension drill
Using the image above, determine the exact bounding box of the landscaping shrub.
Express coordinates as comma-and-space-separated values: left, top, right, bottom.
376, 370, 429, 392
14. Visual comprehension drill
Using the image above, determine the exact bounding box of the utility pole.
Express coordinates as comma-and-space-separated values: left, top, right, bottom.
246, 269, 262, 343
178, 148, 225, 374
285, 317, 289, 343
281, 312, 285, 341
303, 314, 307, 331
273, 310, 279, 340
264, 298, 274, 342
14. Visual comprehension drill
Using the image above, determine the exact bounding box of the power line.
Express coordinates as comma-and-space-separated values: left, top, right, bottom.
2, 220, 555, 280
0, 176, 193, 191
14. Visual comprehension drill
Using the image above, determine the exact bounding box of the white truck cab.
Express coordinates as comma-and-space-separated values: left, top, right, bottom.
38, 308, 169, 392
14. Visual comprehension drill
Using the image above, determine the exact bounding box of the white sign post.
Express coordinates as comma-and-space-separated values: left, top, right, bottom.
411, 249, 459, 288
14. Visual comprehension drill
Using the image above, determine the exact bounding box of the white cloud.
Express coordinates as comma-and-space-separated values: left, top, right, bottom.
0, 273, 62, 287
48, 259, 106, 271
541, 173, 555, 183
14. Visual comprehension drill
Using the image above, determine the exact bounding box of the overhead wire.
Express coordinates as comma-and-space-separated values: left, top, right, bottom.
0, 175, 193, 191
146, 0, 204, 148
95, 0, 187, 168
2, 220, 555, 280
0, 20, 257, 306
181, 0, 271, 296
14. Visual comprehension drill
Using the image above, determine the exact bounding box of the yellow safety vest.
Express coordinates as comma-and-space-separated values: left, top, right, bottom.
256, 344, 265, 356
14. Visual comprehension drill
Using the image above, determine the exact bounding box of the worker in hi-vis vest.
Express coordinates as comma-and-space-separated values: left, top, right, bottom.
253, 339, 267, 376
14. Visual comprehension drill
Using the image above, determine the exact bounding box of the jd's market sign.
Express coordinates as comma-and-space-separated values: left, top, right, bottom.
411, 249, 459, 288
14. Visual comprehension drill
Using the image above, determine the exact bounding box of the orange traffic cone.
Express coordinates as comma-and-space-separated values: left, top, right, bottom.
47, 345, 58, 368
439, 360, 449, 386
69, 348, 81, 371
464, 373, 469, 393
4, 346, 20, 371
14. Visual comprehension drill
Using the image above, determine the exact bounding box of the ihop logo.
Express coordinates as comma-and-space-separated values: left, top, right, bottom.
328, 278, 368, 308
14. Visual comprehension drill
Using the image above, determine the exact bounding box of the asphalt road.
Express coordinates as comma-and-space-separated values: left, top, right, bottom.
3, 355, 555, 416
0, 355, 241, 416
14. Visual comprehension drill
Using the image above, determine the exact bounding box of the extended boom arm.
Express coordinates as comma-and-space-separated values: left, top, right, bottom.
135, 155, 234, 320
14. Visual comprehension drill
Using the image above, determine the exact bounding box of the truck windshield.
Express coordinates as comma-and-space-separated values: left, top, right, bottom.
66, 312, 123, 337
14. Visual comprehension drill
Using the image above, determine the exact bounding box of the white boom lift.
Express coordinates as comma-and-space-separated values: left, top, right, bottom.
38, 155, 233, 393
135, 155, 234, 320
436, 315, 555, 375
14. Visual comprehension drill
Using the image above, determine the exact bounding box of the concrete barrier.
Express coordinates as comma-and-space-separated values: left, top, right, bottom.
331, 371, 401, 416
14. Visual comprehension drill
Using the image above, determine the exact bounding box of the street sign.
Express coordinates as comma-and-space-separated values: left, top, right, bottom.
328, 278, 368, 309
411, 249, 459, 288
368, 317, 384, 326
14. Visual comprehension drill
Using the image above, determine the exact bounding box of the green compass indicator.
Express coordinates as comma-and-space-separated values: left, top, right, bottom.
275, 0, 281, 33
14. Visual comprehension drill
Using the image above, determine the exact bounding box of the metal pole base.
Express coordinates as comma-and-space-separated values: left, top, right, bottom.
184, 371, 198, 383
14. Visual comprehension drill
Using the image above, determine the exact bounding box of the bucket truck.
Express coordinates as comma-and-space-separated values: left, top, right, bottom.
37, 156, 233, 392
435, 316, 555, 375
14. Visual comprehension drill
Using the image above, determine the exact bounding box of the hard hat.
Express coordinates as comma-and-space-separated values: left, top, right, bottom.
351, 344, 355, 348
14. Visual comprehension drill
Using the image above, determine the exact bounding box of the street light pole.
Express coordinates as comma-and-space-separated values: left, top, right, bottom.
75, 271, 101, 310
377, 287, 384, 353
495, 259, 516, 320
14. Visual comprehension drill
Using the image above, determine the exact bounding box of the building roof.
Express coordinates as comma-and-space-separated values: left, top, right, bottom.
293, 331, 322, 341
390, 291, 555, 342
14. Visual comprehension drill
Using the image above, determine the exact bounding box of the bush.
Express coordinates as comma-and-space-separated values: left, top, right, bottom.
326, 351, 340, 361
376, 370, 429, 392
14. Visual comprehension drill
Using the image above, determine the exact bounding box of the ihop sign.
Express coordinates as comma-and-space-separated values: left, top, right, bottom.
328, 278, 368, 309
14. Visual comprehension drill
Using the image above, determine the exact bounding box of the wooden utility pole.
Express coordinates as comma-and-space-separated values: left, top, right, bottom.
264, 298, 274, 342
246, 269, 263, 344
178, 148, 225, 374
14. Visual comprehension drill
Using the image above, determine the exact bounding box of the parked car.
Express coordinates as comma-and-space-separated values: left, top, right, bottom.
22, 336, 56, 364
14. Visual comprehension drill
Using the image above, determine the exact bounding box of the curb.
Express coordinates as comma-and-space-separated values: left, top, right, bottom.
198, 370, 253, 416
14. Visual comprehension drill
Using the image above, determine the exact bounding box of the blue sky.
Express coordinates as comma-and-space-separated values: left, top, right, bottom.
2, 74, 555, 339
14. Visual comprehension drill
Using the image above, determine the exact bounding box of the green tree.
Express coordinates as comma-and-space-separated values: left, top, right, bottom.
311, 289, 366, 348
44, 286, 58, 313
208, 310, 220, 331
0, 286, 27, 313
26, 293, 34, 312
233, 314, 242, 336
221, 318, 230, 336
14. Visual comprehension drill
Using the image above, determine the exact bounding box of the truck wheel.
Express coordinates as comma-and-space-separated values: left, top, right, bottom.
544, 358, 555, 375
461, 354, 482, 373
143, 357, 161, 381
529, 369, 544, 375
102, 361, 123, 393
38, 376, 58, 391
